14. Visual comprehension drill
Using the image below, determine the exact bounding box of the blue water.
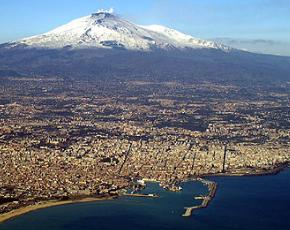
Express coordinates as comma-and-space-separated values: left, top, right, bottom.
1, 169, 290, 230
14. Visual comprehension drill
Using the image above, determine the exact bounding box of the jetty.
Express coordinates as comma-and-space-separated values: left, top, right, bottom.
124, 193, 159, 198
182, 178, 217, 217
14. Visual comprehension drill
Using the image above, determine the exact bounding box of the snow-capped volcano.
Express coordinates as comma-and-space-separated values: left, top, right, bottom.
10, 11, 230, 51
1, 10, 290, 84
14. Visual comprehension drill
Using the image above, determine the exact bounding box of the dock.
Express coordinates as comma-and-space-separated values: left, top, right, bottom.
182, 178, 217, 217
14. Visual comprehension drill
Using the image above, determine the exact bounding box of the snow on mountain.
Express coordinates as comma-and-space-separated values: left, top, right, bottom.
140, 25, 228, 50
9, 10, 231, 52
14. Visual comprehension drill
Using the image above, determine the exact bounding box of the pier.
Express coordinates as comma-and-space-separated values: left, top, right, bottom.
182, 178, 217, 217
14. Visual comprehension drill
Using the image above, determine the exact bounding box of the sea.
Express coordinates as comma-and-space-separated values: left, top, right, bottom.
1, 168, 289, 230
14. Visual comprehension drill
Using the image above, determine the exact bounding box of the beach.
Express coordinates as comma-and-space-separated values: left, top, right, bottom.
0, 196, 115, 223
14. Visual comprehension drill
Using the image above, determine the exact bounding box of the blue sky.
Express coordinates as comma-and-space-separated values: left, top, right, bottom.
1, 0, 289, 55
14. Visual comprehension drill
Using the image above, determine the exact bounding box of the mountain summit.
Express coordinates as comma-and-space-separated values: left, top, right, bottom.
8, 11, 230, 51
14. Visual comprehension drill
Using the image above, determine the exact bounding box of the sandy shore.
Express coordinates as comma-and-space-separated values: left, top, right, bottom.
0, 196, 115, 224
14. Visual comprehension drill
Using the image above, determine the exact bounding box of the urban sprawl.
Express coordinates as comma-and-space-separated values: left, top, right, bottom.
0, 77, 289, 214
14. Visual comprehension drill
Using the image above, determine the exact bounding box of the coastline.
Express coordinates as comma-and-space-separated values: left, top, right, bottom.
204, 163, 289, 178
1, 164, 288, 223
180, 163, 289, 184
0, 196, 116, 224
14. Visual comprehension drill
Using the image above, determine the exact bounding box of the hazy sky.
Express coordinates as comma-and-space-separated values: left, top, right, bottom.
1, 0, 289, 55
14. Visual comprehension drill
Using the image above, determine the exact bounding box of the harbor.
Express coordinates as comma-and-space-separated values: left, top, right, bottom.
127, 177, 218, 217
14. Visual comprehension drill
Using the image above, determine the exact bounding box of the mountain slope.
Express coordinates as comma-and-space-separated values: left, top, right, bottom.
1, 11, 290, 84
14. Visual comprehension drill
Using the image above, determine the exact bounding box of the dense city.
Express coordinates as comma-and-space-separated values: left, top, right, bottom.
0, 76, 289, 214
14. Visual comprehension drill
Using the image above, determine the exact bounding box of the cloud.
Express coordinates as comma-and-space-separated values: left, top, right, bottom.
211, 37, 290, 57
215, 38, 281, 45
97, 8, 114, 14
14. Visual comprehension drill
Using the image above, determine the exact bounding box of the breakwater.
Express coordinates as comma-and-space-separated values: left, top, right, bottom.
182, 178, 217, 217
